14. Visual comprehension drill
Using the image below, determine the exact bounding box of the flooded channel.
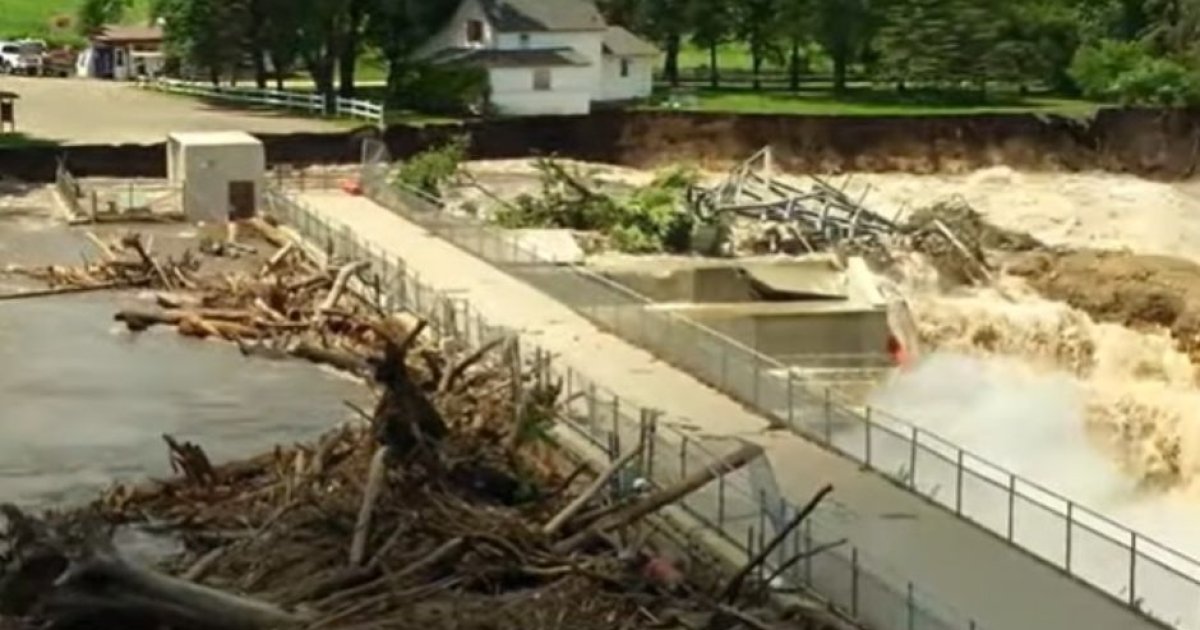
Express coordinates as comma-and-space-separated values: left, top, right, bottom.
0, 188, 367, 509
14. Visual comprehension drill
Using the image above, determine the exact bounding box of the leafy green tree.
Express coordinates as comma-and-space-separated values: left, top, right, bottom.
154, 0, 249, 85
688, 0, 733, 87
736, 0, 785, 89
1069, 38, 1149, 97
365, 0, 460, 104
876, 0, 1002, 90
809, 0, 872, 93
641, 0, 690, 86
77, 0, 134, 35
779, 0, 812, 91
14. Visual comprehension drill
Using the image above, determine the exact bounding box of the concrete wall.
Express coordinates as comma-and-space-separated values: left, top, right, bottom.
489, 66, 592, 116
599, 55, 654, 101
667, 303, 892, 360
175, 142, 266, 223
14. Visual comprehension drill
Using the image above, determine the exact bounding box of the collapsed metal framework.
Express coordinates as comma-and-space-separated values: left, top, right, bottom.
686, 147, 900, 253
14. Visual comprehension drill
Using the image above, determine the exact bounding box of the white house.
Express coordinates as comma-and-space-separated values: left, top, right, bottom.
418, 0, 659, 116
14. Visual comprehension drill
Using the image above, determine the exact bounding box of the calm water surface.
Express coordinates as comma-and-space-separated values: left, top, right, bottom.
0, 196, 366, 509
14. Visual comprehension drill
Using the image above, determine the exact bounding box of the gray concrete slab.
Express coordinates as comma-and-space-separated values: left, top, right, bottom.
0, 77, 342, 145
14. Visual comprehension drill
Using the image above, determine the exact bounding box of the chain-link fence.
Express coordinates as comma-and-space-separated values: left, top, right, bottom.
346, 138, 1200, 630
264, 186, 979, 630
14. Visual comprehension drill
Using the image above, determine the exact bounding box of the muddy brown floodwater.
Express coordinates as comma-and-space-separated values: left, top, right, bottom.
0, 190, 368, 510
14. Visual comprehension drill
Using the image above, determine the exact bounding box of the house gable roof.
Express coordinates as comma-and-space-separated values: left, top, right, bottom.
602, 26, 658, 57
92, 24, 164, 44
429, 47, 591, 68
477, 0, 606, 32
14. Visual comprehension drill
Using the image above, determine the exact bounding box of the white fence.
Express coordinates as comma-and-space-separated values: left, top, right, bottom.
142, 78, 384, 124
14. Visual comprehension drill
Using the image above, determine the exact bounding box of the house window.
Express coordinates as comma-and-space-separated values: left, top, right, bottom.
519, 33, 530, 48
532, 68, 551, 91
620, 58, 631, 77
466, 19, 484, 44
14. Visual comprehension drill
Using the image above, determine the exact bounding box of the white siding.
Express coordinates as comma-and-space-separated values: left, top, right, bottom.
598, 55, 654, 101
495, 31, 604, 93
488, 66, 590, 115
418, 0, 495, 55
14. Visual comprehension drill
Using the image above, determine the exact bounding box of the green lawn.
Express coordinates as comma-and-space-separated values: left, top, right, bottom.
677, 42, 790, 72
0, 132, 58, 148
647, 87, 1104, 117
0, 0, 151, 43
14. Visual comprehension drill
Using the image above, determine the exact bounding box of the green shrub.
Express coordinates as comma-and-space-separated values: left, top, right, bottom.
494, 161, 699, 254
391, 135, 470, 196
390, 63, 489, 115
1068, 39, 1147, 100
1112, 57, 1200, 107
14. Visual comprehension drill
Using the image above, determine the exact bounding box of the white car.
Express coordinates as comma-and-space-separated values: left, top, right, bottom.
0, 40, 45, 75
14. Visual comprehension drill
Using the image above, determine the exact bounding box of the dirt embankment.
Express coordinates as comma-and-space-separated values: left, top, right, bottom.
7, 107, 1200, 182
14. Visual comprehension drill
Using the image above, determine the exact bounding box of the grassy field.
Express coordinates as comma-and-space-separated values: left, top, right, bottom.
0, 0, 151, 43
0, 132, 58, 148
647, 87, 1103, 117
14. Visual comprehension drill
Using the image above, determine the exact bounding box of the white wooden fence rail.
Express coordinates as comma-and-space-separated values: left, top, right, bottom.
141, 78, 385, 124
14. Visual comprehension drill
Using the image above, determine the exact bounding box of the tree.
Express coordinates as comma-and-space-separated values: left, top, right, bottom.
77, 0, 133, 35
641, 0, 690, 86
688, 0, 733, 87
154, 0, 250, 85
809, 0, 872, 93
779, 0, 812, 91
365, 0, 459, 103
875, 0, 1002, 91
737, 0, 784, 89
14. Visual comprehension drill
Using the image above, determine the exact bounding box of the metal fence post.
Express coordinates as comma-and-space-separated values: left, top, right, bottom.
1065, 502, 1074, 573
824, 389, 833, 444
955, 450, 965, 515
1007, 474, 1017, 541
718, 473, 726, 528
752, 355, 761, 407
908, 427, 918, 489
864, 407, 873, 468
907, 582, 915, 630
851, 548, 859, 616
1129, 533, 1138, 605
680, 435, 688, 479
611, 396, 621, 455
803, 519, 813, 585
786, 370, 795, 428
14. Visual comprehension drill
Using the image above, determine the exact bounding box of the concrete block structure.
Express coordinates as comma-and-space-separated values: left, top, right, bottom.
167, 131, 265, 224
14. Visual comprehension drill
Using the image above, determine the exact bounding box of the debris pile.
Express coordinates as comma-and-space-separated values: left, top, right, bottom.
489, 158, 698, 254
0, 218, 842, 630
686, 148, 898, 257
900, 197, 1043, 287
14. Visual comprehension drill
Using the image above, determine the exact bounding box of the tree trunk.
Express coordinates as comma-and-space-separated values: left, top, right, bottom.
339, 0, 367, 98
833, 50, 848, 95
752, 50, 762, 91
708, 43, 719, 89
269, 51, 286, 90
663, 33, 680, 87
249, 4, 268, 89
789, 38, 801, 92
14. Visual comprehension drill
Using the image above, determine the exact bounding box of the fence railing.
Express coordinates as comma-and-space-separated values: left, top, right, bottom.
54, 163, 182, 220
264, 185, 977, 630
142, 78, 385, 124
351, 139, 1200, 630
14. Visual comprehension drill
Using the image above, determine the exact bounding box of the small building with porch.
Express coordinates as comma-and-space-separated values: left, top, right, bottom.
76, 24, 165, 81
